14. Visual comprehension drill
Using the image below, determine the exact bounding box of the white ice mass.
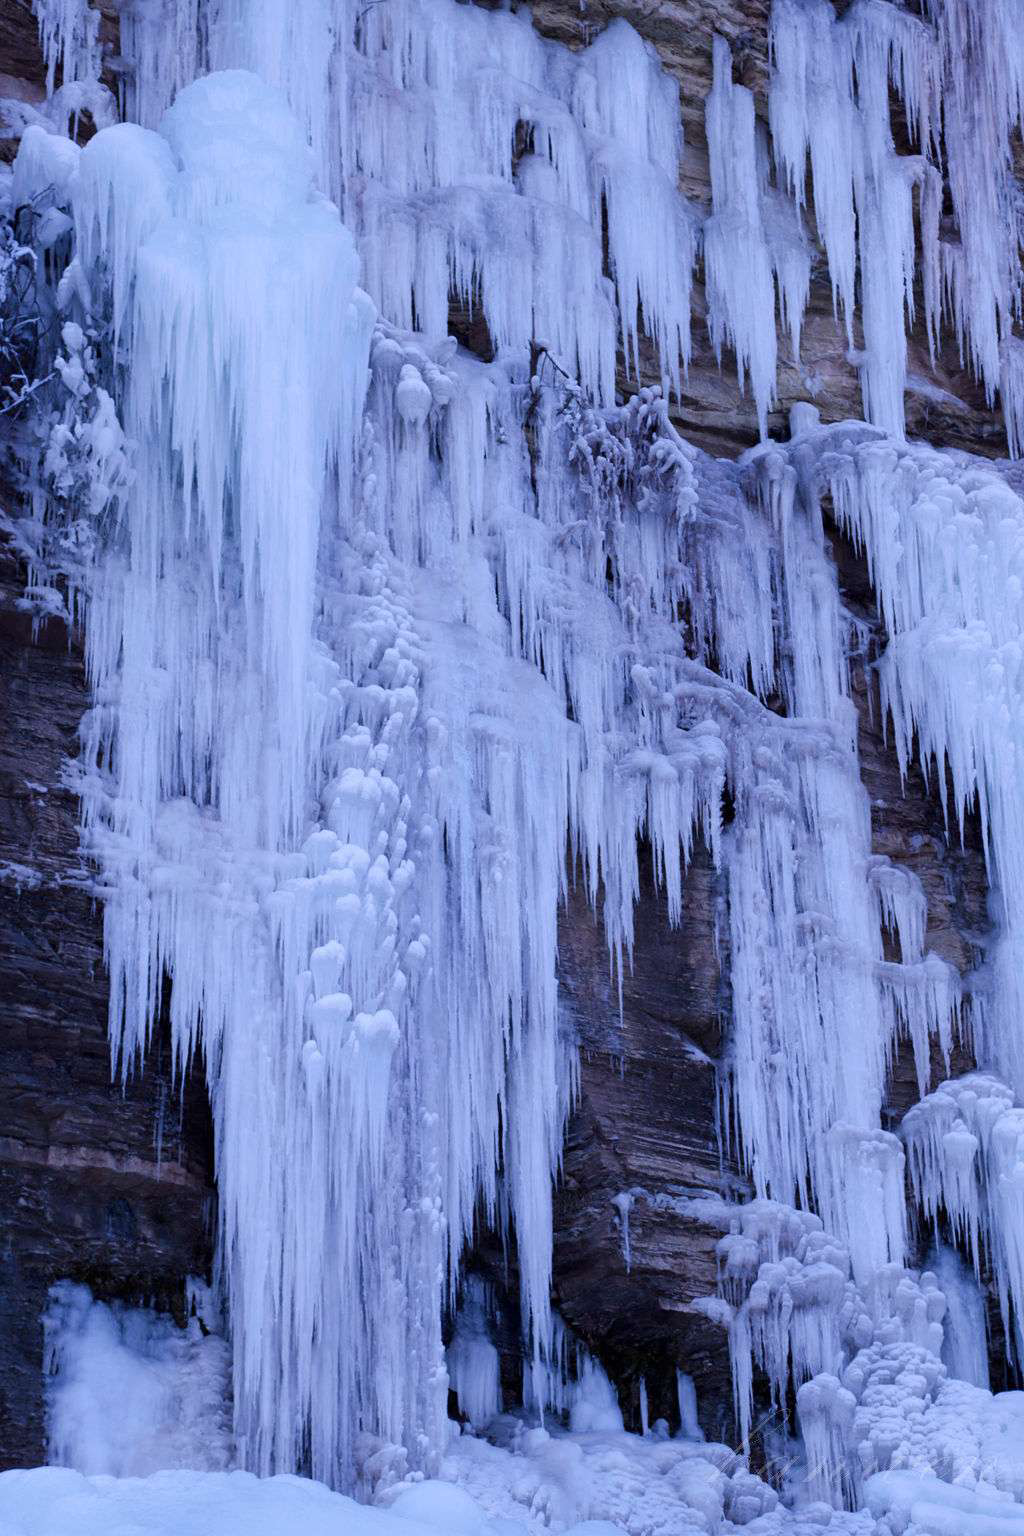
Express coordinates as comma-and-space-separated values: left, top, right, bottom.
6, 0, 1024, 1532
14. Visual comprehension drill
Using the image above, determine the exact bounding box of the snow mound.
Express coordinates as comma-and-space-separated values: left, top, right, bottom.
0, 1467, 493, 1536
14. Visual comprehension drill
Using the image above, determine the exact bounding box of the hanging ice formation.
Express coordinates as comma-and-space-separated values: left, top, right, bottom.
769, 0, 1024, 443
13, 0, 1024, 1520
19, 3, 722, 1485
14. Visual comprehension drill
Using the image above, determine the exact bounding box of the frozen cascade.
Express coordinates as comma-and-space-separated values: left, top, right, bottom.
19, 30, 737, 1486
12, 0, 1024, 1530
704, 34, 810, 439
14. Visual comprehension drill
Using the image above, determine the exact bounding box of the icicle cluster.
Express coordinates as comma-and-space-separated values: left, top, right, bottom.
31, 0, 100, 98
199, 0, 696, 407
903, 1073, 1024, 1364
769, 0, 1024, 442
706, 1193, 1020, 1514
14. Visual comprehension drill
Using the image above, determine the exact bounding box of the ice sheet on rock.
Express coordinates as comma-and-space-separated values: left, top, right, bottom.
448, 1280, 502, 1431
931, 1241, 990, 1391
43, 1282, 232, 1477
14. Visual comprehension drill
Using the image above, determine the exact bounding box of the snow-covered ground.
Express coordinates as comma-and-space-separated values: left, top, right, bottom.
0, 1468, 565, 1536
8, 1452, 1024, 1536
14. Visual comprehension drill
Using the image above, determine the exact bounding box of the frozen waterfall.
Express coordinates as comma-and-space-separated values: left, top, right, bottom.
8, 0, 1024, 1531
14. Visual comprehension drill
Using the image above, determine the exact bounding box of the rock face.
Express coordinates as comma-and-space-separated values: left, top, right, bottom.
0, 530, 216, 1468
0, 0, 1004, 1473
554, 851, 742, 1440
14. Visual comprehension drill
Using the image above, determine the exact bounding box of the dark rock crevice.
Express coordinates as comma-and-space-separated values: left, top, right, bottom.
552, 845, 741, 1442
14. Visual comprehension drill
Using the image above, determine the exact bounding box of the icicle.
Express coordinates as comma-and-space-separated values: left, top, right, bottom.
118, 0, 204, 131
612, 1191, 633, 1273
675, 1372, 703, 1441
31, 0, 1024, 1508
704, 36, 779, 439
